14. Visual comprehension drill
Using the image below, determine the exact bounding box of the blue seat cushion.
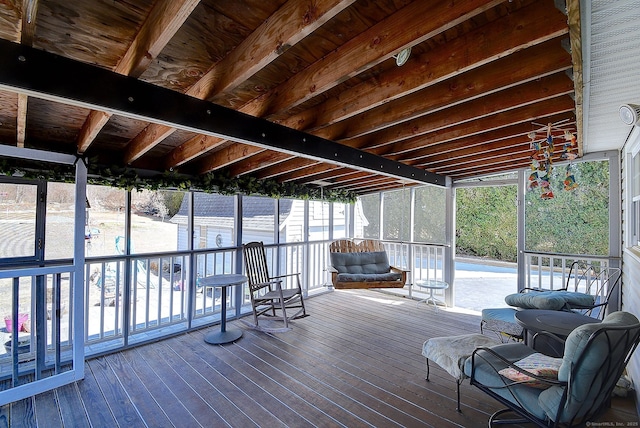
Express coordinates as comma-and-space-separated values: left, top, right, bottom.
336, 272, 402, 282
464, 343, 548, 421
505, 291, 595, 311
482, 307, 517, 323
330, 251, 391, 275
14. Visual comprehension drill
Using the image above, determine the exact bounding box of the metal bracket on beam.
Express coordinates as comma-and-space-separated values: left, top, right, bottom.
0, 39, 445, 187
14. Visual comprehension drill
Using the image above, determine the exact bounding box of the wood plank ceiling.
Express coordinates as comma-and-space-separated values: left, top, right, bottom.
0, 0, 580, 195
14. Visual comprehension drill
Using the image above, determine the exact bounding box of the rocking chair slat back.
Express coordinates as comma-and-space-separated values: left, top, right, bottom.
243, 241, 271, 292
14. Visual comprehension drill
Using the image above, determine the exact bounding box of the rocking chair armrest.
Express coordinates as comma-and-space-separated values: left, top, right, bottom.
270, 273, 300, 280
470, 346, 565, 388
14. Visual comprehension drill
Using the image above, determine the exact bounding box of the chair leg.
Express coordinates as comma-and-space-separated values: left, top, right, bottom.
456, 379, 462, 412
425, 359, 430, 381
279, 298, 289, 329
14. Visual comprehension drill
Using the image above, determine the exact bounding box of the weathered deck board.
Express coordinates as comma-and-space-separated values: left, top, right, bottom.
1, 289, 638, 427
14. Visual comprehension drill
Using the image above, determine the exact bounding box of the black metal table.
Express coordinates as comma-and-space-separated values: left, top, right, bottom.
201, 273, 247, 345
515, 309, 601, 356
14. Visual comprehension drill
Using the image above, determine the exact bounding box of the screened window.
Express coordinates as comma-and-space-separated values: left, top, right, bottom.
382, 188, 410, 241
414, 185, 446, 244
525, 160, 609, 256
242, 196, 275, 244
358, 193, 379, 239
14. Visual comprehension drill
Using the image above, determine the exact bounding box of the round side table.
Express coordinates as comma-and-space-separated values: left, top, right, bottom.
200, 273, 247, 345
415, 279, 449, 311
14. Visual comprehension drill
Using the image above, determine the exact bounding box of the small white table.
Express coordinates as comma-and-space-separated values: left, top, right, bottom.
415, 279, 449, 310
201, 273, 247, 345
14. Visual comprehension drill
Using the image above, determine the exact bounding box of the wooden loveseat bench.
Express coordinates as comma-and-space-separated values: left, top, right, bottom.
328, 239, 407, 289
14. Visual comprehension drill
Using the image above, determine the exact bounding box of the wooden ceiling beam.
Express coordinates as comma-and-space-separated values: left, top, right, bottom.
250, 69, 573, 183
226, 151, 291, 177
17, 0, 38, 148
344, 72, 574, 153
189, 0, 356, 100
325, 38, 573, 142
16, 92, 26, 147
422, 137, 530, 168
423, 133, 577, 172
20, 0, 38, 46
0, 39, 442, 185
255, 158, 320, 180
277, 164, 348, 183
376, 95, 576, 158
240, 84, 573, 183
286, 0, 569, 135
337, 178, 401, 193
433, 141, 579, 173
238, 2, 569, 181
78, 0, 201, 154
174, 0, 503, 174
431, 145, 539, 174
407, 113, 576, 163
449, 163, 529, 180
195, 143, 264, 174
244, 0, 503, 118
256, 37, 571, 179
438, 151, 553, 176
135, 0, 354, 166
164, 134, 228, 169
117, 0, 201, 78
322, 171, 375, 186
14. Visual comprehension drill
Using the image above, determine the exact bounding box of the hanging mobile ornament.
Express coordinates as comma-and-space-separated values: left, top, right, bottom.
563, 164, 578, 191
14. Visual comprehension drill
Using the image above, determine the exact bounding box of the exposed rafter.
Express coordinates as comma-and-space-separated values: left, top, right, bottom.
76, 0, 201, 153
128, 0, 356, 165
0, 39, 444, 186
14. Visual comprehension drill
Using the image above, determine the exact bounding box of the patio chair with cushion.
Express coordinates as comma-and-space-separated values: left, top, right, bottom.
465, 311, 640, 427
480, 262, 621, 341
242, 241, 307, 331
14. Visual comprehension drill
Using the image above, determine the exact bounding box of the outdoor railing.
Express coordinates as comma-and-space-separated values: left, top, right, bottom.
82, 241, 335, 355
3, 243, 620, 363
0, 244, 619, 385
78, 244, 621, 357
522, 251, 618, 290
0, 264, 76, 384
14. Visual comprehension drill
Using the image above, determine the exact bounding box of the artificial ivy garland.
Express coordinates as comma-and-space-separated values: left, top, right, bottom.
0, 158, 357, 203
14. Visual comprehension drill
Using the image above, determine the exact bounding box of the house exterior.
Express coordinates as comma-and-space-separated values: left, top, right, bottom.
170, 192, 366, 250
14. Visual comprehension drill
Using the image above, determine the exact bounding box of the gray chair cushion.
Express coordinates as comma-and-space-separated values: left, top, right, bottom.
464, 343, 547, 420
538, 311, 640, 423
337, 272, 402, 282
330, 251, 391, 275
505, 290, 595, 310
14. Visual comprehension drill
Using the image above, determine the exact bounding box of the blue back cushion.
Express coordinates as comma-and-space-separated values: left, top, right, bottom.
505, 291, 595, 310
538, 311, 640, 423
330, 251, 391, 274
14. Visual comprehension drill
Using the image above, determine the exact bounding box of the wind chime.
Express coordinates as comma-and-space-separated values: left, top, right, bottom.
527, 122, 578, 199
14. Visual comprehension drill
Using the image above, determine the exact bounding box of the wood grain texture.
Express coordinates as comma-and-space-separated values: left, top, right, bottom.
1, 290, 635, 427
0, 0, 586, 194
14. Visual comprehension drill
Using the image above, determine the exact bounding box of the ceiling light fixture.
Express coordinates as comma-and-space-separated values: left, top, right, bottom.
619, 104, 640, 126
393, 47, 411, 67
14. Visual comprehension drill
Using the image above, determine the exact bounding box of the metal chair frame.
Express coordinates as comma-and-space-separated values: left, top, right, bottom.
469, 320, 640, 427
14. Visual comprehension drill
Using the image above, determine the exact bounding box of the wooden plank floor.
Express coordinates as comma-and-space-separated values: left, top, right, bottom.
1, 289, 638, 427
